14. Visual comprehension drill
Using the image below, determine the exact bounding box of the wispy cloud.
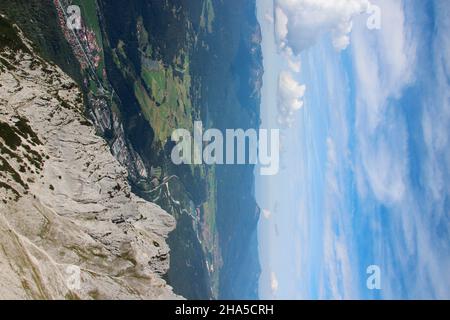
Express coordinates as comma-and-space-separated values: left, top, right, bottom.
350, 0, 450, 299
319, 138, 359, 299
351, 0, 416, 133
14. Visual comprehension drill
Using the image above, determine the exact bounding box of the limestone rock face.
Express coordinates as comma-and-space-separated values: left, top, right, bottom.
0, 17, 180, 300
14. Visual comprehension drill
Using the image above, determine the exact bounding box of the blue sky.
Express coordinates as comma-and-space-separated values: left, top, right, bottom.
256, 0, 450, 299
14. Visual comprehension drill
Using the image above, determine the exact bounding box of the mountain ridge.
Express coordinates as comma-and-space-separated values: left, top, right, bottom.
0, 15, 180, 299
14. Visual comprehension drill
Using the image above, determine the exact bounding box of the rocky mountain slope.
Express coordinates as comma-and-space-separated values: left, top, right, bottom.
0, 16, 179, 299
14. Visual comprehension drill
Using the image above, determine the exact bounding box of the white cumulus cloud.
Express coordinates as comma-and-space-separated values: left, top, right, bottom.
275, 0, 372, 53
262, 209, 272, 220
277, 71, 306, 127
270, 272, 279, 294
273, 0, 372, 128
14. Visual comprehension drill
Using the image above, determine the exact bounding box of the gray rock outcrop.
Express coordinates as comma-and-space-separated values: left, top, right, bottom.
0, 17, 180, 300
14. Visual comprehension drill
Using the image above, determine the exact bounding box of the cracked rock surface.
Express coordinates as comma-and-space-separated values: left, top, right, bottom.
0, 18, 180, 300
